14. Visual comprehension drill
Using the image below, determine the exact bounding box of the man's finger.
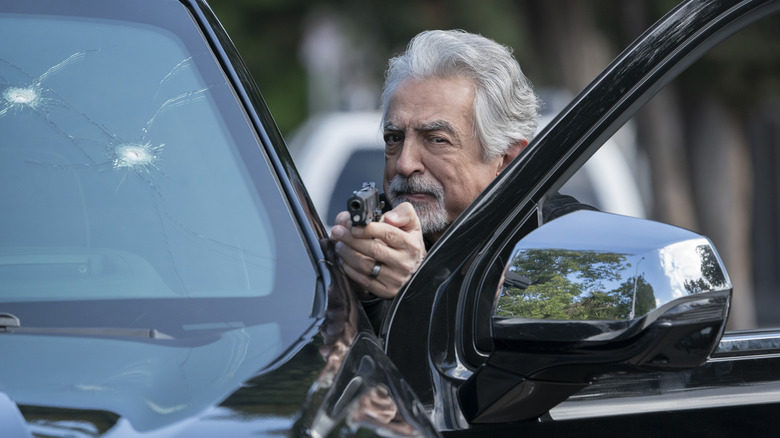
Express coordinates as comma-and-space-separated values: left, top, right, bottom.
382, 202, 422, 233
333, 211, 351, 227
341, 261, 399, 300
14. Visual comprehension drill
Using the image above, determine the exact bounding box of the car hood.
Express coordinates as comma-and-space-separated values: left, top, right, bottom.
0, 260, 438, 437
0, 323, 288, 435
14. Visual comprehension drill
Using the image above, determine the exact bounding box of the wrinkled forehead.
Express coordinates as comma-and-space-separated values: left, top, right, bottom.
382, 75, 477, 122
383, 77, 476, 131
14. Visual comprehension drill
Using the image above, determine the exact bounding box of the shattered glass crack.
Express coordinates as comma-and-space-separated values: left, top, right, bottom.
0, 51, 211, 193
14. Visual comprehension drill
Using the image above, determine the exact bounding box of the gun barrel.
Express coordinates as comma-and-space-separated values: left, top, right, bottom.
347, 182, 383, 226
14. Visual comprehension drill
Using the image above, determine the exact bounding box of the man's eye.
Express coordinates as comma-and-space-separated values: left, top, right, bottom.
384, 133, 403, 155
384, 133, 402, 144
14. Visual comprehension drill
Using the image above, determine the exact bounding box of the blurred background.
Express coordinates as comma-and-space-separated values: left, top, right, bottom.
208, 0, 779, 330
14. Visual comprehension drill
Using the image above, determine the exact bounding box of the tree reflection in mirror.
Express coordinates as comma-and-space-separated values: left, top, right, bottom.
495, 211, 730, 322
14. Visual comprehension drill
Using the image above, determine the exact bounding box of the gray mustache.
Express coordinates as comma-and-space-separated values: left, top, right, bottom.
387, 175, 444, 201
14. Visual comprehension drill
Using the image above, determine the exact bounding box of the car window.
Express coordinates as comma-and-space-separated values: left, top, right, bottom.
558, 123, 648, 219
549, 12, 779, 330
0, 0, 318, 339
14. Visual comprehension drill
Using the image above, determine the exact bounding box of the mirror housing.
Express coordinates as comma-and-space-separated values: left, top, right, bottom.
459, 211, 732, 423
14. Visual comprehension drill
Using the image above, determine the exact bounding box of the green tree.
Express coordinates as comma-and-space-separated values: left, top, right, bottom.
612, 275, 656, 319
496, 249, 645, 320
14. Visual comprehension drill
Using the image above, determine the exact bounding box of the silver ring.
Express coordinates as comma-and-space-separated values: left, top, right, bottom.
369, 262, 381, 279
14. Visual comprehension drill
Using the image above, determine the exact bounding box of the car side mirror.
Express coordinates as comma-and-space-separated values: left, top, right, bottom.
458, 210, 732, 423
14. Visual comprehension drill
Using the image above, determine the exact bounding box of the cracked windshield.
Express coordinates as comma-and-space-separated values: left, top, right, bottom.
0, 8, 294, 334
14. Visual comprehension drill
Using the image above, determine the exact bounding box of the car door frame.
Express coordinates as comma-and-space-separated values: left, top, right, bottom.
381, 0, 780, 432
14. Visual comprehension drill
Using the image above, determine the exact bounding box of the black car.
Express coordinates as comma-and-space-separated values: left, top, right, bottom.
0, 0, 778, 436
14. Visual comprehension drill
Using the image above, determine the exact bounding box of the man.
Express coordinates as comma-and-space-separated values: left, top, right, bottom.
330, 29, 540, 304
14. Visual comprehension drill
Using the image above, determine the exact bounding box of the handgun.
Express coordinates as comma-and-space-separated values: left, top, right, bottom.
347, 182, 385, 226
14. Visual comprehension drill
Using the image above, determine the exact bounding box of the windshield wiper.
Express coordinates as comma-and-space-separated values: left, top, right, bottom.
0, 312, 173, 339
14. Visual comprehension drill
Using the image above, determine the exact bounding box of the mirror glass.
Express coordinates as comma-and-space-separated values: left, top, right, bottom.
495, 211, 729, 321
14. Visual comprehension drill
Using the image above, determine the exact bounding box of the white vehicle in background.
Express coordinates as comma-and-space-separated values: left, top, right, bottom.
288, 111, 386, 228
288, 103, 648, 229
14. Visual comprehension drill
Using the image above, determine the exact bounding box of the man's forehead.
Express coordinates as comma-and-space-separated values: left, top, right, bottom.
384, 77, 475, 123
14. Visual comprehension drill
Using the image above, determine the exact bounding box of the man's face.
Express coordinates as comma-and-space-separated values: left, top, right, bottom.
383, 77, 507, 241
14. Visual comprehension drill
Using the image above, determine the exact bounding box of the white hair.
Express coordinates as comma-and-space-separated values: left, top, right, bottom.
380, 30, 540, 161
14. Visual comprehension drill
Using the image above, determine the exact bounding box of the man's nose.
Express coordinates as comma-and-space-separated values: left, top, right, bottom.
395, 140, 424, 177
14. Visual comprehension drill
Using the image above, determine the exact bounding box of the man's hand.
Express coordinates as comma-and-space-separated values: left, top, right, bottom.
330, 202, 426, 300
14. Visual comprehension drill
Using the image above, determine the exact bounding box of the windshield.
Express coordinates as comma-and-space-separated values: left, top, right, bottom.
0, 0, 318, 340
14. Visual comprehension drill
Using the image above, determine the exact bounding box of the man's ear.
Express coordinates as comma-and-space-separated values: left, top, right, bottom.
497, 139, 529, 173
